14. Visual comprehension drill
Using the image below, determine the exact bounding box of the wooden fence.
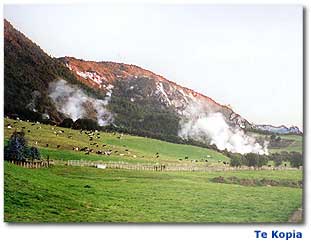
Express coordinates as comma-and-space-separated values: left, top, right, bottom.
66, 160, 301, 172
10, 159, 52, 168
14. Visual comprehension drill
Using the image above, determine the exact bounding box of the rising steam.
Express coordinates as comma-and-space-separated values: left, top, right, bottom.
178, 103, 268, 155
49, 79, 113, 126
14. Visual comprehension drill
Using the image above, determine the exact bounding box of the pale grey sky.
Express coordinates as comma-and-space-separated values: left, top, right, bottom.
4, 4, 303, 129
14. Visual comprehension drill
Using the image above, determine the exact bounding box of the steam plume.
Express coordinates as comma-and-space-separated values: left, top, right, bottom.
49, 79, 113, 126
178, 103, 268, 155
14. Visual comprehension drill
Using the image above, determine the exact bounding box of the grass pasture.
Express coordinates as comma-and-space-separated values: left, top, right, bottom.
250, 132, 303, 153
3, 118, 303, 223
4, 118, 228, 165
4, 162, 302, 223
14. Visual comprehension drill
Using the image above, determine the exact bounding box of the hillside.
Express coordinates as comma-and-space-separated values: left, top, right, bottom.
4, 19, 251, 140
4, 19, 301, 153
60, 56, 250, 129
4, 118, 229, 165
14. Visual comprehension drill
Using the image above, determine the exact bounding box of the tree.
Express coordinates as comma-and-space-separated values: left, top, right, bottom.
244, 153, 258, 167
59, 118, 74, 128
72, 118, 100, 131
29, 146, 41, 161
4, 131, 41, 161
257, 154, 269, 168
5, 130, 28, 161
275, 136, 281, 142
271, 153, 283, 166
270, 134, 276, 141
289, 152, 303, 168
230, 153, 246, 167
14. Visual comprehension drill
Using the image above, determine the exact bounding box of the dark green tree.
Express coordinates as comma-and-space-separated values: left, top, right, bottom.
29, 146, 41, 161
72, 118, 100, 130
271, 153, 283, 166
4, 131, 28, 161
59, 118, 74, 128
289, 152, 303, 168
230, 153, 246, 167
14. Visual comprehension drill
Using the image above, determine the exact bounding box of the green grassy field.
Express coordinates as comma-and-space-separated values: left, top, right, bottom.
4, 162, 302, 223
270, 134, 303, 153
3, 118, 303, 223
250, 132, 303, 153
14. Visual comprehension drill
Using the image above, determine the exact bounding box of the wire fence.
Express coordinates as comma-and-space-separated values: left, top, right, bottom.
66, 160, 301, 172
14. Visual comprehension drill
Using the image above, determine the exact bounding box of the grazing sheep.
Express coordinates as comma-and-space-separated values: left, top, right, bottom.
185, 156, 188, 160
28, 130, 31, 133
104, 151, 112, 156
57, 145, 60, 148
46, 144, 49, 147
96, 150, 103, 155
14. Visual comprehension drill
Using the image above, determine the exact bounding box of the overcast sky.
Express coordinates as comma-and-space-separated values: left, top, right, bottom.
4, 4, 303, 129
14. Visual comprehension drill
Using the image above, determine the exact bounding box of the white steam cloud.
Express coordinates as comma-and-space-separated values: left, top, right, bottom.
49, 79, 113, 126
178, 103, 268, 155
